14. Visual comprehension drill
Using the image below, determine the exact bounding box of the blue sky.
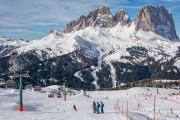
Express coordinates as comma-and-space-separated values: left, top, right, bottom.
0, 0, 180, 40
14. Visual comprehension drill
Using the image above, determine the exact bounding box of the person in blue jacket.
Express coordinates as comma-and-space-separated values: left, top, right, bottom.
100, 101, 104, 113
96, 102, 100, 114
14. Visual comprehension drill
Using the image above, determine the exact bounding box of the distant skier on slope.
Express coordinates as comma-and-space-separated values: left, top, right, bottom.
96, 102, 100, 114
92, 101, 96, 113
73, 105, 77, 111
100, 101, 104, 113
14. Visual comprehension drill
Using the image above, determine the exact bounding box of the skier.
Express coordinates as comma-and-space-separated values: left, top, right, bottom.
73, 105, 77, 111
100, 101, 104, 113
96, 102, 100, 114
92, 101, 96, 113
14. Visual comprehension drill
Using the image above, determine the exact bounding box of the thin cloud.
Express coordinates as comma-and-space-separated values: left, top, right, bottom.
174, 15, 180, 18
0, 29, 44, 34
0, 20, 60, 27
160, 0, 180, 2
116, 5, 142, 9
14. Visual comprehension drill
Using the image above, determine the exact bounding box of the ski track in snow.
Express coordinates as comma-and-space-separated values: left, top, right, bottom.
73, 46, 105, 89
73, 71, 84, 82
74, 46, 102, 89
108, 63, 117, 88
91, 69, 100, 89
91, 47, 103, 89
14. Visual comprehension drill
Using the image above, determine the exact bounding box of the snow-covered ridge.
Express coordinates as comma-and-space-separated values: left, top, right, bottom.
15, 31, 78, 58
11, 22, 180, 68
0, 37, 27, 47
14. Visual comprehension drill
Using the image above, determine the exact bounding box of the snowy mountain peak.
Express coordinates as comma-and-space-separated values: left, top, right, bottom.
135, 5, 179, 41
63, 5, 132, 33
0, 37, 27, 47
49, 29, 63, 37
49, 29, 58, 34
114, 9, 131, 26
101, 4, 108, 8
97, 4, 112, 15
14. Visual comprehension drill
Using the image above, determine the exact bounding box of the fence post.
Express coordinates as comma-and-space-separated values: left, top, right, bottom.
171, 108, 173, 115
154, 95, 156, 120
118, 99, 120, 113
137, 103, 140, 111
127, 101, 128, 120
159, 109, 161, 116
122, 100, 124, 114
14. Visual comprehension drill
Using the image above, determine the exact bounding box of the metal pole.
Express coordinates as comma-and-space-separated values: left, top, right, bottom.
19, 74, 23, 111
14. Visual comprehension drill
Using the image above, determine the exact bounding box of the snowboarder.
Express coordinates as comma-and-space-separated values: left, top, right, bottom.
73, 105, 77, 111
100, 101, 104, 113
92, 101, 96, 113
96, 102, 100, 114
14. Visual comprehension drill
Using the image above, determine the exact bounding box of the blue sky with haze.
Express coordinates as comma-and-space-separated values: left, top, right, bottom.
0, 0, 179, 40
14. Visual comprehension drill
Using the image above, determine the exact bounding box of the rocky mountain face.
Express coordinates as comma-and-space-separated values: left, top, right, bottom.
114, 9, 131, 26
64, 5, 179, 41
0, 5, 180, 90
135, 5, 179, 41
64, 5, 130, 33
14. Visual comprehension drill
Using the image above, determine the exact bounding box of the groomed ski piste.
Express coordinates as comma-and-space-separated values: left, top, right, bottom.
0, 86, 180, 120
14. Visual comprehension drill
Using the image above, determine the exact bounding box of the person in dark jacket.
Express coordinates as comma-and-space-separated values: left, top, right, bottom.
92, 101, 96, 113
96, 102, 100, 114
100, 101, 104, 113
73, 105, 77, 111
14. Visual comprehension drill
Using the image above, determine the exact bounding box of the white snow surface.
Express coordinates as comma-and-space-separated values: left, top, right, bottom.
16, 31, 78, 58
0, 87, 180, 120
0, 37, 27, 47
73, 71, 84, 82
174, 58, 180, 69
91, 66, 100, 89
109, 62, 117, 88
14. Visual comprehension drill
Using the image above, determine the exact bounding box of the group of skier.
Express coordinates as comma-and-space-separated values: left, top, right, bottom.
73, 101, 104, 114
92, 101, 104, 114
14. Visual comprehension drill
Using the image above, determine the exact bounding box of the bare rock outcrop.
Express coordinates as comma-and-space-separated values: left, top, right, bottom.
63, 4, 179, 41
114, 9, 130, 26
135, 5, 179, 41
64, 5, 113, 33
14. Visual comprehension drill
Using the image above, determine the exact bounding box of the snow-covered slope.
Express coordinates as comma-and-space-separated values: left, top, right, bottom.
0, 37, 27, 47
0, 37, 28, 57
0, 87, 179, 120
16, 30, 78, 58
15, 23, 180, 62
75, 23, 180, 66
